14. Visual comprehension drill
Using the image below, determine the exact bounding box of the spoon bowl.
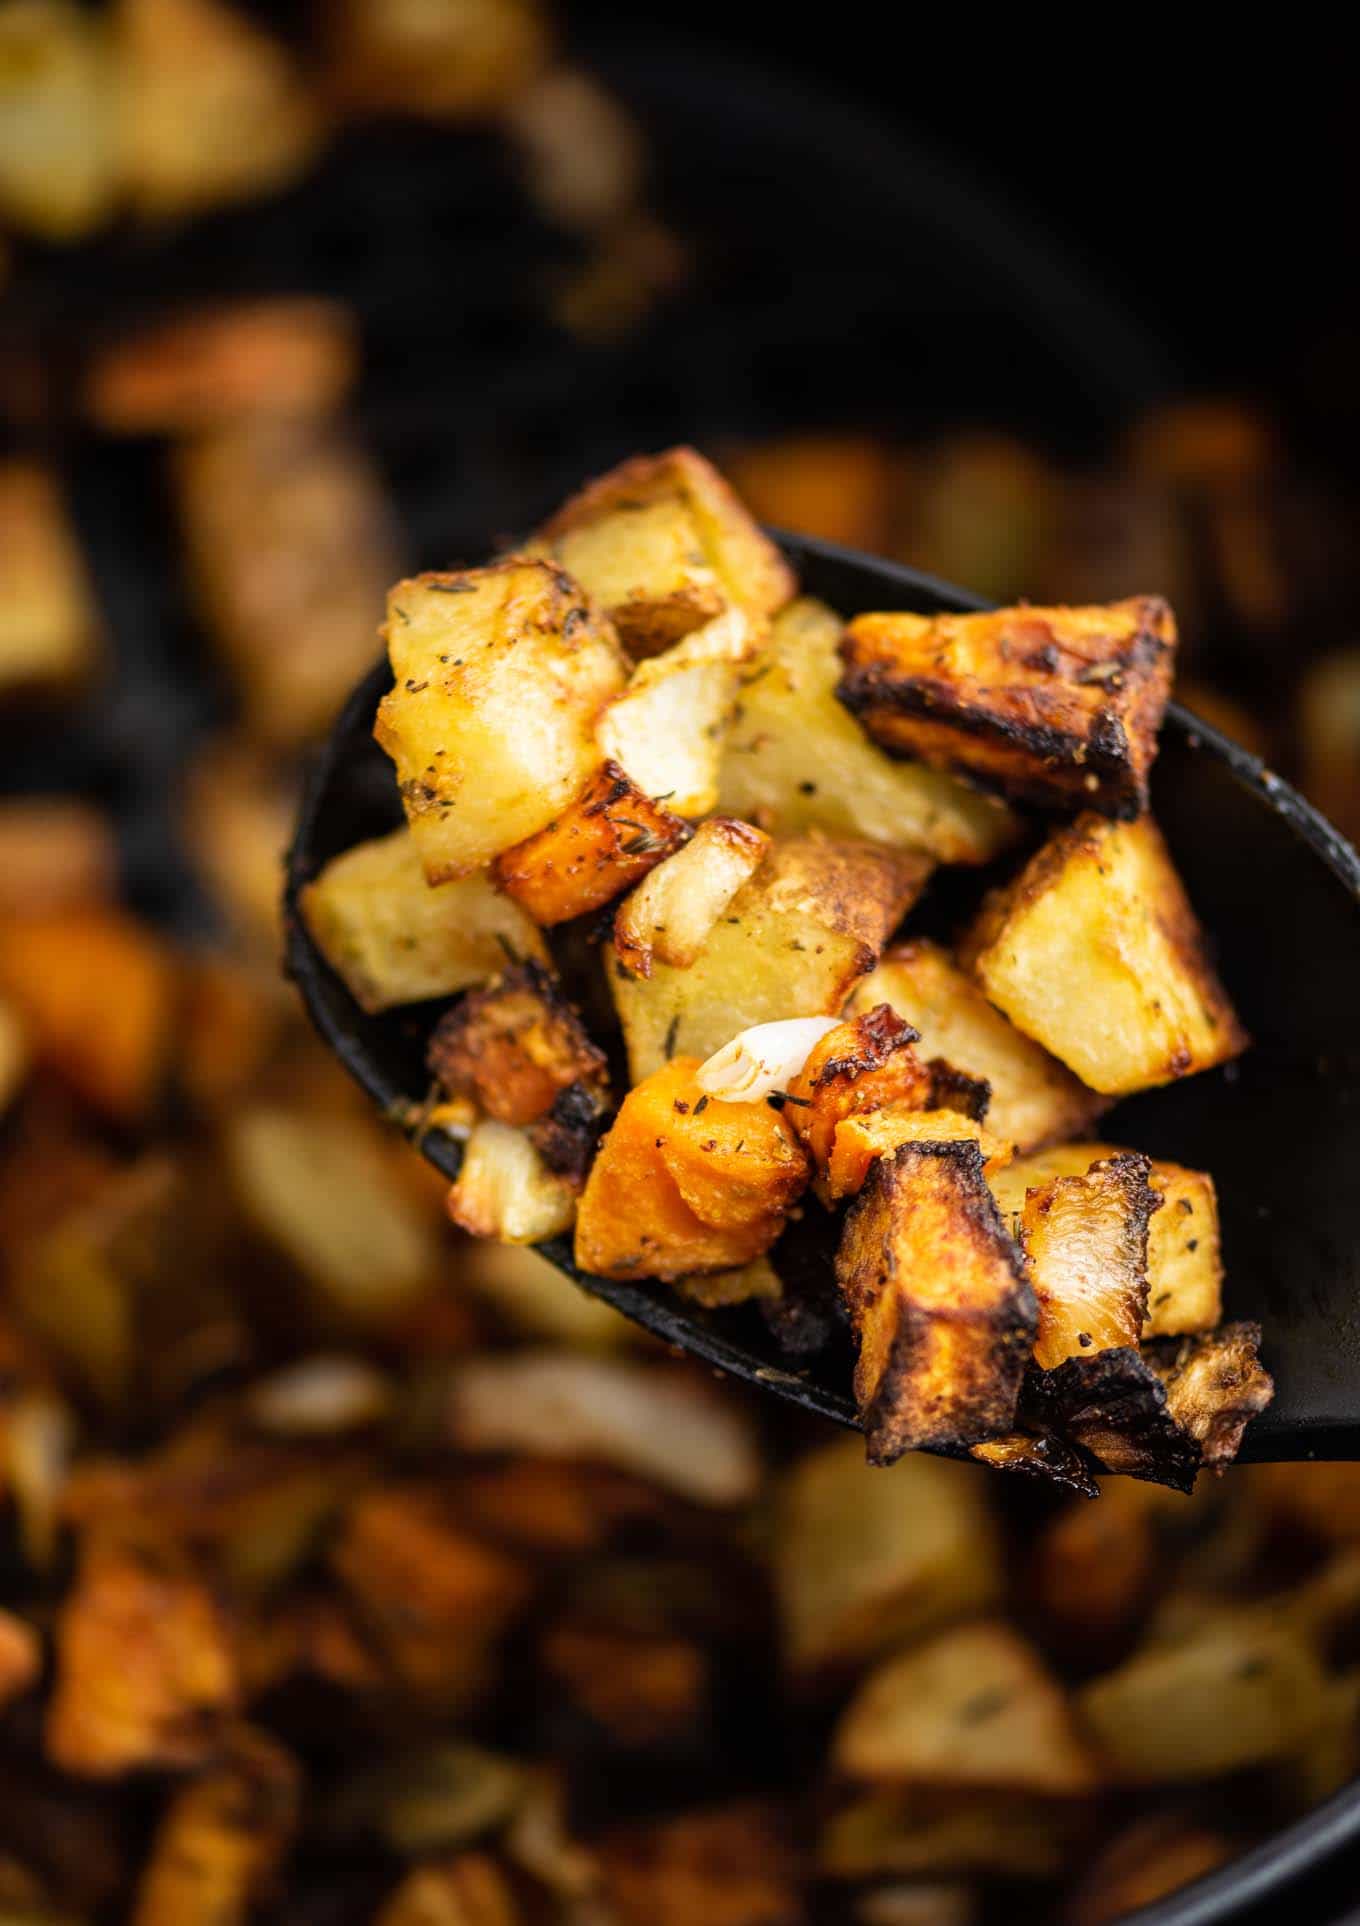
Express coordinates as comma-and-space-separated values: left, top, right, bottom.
285, 533, 1360, 1461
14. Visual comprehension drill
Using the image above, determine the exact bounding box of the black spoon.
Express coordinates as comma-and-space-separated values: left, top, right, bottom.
284, 532, 1360, 1463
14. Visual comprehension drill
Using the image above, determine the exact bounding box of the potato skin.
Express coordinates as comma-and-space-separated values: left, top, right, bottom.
492, 759, 690, 926
836, 1140, 1037, 1464
837, 597, 1176, 817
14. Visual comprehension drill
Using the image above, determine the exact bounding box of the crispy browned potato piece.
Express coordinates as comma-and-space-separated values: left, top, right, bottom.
428, 960, 609, 1130
375, 561, 626, 881
46, 1527, 239, 1775
177, 418, 399, 750
785, 1005, 934, 1174
129, 1728, 299, 1926
492, 760, 690, 926
774, 1437, 1002, 1677
990, 1142, 1222, 1340
595, 1802, 803, 1926
114, 0, 323, 220
838, 598, 1176, 817
87, 298, 356, 433
610, 835, 932, 1082
0, 798, 117, 914
828, 1107, 1011, 1204
324, 0, 550, 122
718, 597, 1016, 863
1019, 1153, 1156, 1369
530, 445, 796, 656
1062, 1813, 1236, 1926
0, 0, 116, 242
0, 461, 103, 696
836, 1141, 1037, 1463
832, 1619, 1102, 1796
847, 942, 1106, 1154
962, 813, 1247, 1096
574, 1057, 808, 1281
613, 816, 769, 976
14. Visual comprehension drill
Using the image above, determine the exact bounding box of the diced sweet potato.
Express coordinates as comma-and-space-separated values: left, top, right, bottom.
375, 561, 626, 881
720, 597, 1016, 861
961, 814, 1247, 1096
784, 1005, 932, 1174
530, 445, 795, 655
837, 598, 1176, 817
1019, 1154, 1157, 1370
836, 1141, 1036, 1463
427, 961, 608, 1128
611, 835, 931, 1083
613, 816, 769, 976
492, 759, 689, 926
846, 942, 1106, 1154
989, 1142, 1222, 1339
827, 1107, 1012, 1203
574, 1057, 808, 1281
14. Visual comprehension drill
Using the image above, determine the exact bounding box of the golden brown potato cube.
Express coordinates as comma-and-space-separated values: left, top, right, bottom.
324, 0, 550, 122
595, 607, 754, 816
819, 1788, 1091, 1883
301, 825, 547, 1014
774, 1436, 1001, 1677
833, 1621, 1100, 1796
596, 1803, 803, 1926
785, 1005, 934, 1176
114, 0, 323, 220
375, 560, 626, 881
46, 1528, 239, 1776
492, 759, 690, 926
827, 1107, 1012, 1204
87, 297, 356, 434
836, 1141, 1037, 1463
720, 597, 1017, 862
961, 813, 1247, 1096
846, 941, 1106, 1154
989, 1141, 1222, 1339
1144, 1322, 1274, 1472
0, 461, 103, 696
837, 597, 1176, 817
176, 418, 399, 749
0, 0, 116, 241
374, 1855, 519, 1926
610, 835, 931, 1082
427, 960, 608, 1128
0, 798, 117, 914
1062, 1813, 1235, 1926
1019, 1153, 1156, 1369
129, 1728, 299, 1926
574, 1057, 807, 1280
530, 445, 795, 656
446, 1118, 579, 1244
613, 816, 769, 976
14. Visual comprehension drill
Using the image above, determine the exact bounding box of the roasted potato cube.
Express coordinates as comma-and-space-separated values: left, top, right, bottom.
613, 816, 769, 976
46, 1528, 239, 1776
989, 1141, 1222, 1339
492, 760, 690, 926
785, 1006, 935, 1175
129, 1729, 299, 1926
837, 597, 1176, 817
846, 942, 1106, 1154
827, 1107, 1012, 1204
324, 0, 550, 122
447, 1119, 579, 1244
961, 813, 1247, 1095
0, 798, 117, 914
176, 418, 399, 749
0, 0, 115, 240
595, 608, 754, 817
114, 0, 323, 219
375, 561, 626, 881
595, 1803, 803, 1926
0, 906, 173, 1123
301, 826, 548, 1013
1062, 1813, 1235, 1926
610, 835, 931, 1082
445, 1353, 761, 1505
574, 1057, 808, 1280
1145, 1321, 1274, 1471
0, 462, 103, 695
530, 445, 795, 655
374, 1854, 520, 1926
833, 1620, 1101, 1796
720, 598, 1016, 862
836, 1141, 1036, 1463
427, 961, 608, 1128
967, 1430, 1098, 1497
228, 1107, 439, 1328
820, 1789, 1089, 1883
774, 1436, 1001, 1676
1018, 1153, 1156, 1369
87, 297, 356, 433
1078, 1610, 1329, 1781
